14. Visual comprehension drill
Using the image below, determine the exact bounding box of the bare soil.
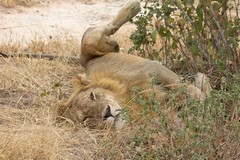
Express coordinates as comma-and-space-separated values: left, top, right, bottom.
0, 0, 126, 44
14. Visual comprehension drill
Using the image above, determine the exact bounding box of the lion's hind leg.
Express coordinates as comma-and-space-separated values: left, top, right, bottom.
194, 72, 212, 96
186, 73, 212, 102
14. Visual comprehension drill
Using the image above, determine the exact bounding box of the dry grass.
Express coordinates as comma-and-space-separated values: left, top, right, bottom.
0, 35, 81, 56
0, 27, 142, 159
1, 23, 238, 160
0, 0, 36, 7
0, 23, 173, 159
0, 56, 136, 159
0, 56, 82, 159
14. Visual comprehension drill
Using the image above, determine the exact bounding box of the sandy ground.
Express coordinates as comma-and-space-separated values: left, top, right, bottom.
0, 0, 127, 44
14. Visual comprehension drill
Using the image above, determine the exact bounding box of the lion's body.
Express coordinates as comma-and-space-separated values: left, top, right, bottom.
60, 50, 207, 129
86, 52, 180, 90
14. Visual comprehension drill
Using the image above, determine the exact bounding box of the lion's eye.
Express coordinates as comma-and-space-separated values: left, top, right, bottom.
82, 117, 88, 122
105, 41, 111, 45
89, 92, 96, 100
104, 105, 113, 119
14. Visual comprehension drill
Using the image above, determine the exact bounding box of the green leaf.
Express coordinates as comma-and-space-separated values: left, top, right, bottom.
195, 20, 203, 32
166, 17, 175, 24
191, 44, 200, 56
185, 0, 194, 5
195, 6, 203, 32
152, 49, 159, 59
158, 26, 170, 37
151, 29, 158, 44
196, 6, 203, 21
171, 41, 178, 49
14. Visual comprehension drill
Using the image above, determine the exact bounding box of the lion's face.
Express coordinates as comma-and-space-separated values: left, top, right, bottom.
65, 87, 126, 130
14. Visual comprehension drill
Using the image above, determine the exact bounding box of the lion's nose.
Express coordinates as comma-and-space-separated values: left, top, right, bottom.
104, 105, 114, 119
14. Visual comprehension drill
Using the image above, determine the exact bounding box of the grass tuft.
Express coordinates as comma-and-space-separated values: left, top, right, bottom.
0, 0, 36, 8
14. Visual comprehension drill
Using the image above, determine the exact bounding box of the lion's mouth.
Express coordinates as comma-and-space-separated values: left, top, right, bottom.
82, 108, 126, 129
103, 105, 114, 120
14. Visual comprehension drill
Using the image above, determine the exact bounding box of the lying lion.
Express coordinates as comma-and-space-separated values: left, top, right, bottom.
58, 0, 211, 129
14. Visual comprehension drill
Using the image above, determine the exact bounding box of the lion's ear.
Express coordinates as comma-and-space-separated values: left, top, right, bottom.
73, 74, 92, 87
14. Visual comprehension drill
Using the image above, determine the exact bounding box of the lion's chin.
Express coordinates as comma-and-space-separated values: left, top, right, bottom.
105, 116, 126, 130
114, 117, 127, 130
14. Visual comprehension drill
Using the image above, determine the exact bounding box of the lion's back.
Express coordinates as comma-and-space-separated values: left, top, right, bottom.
85, 53, 179, 89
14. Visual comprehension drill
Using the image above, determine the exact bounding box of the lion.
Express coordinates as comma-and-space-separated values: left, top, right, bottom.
58, 70, 209, 130
58, 0, 211, 129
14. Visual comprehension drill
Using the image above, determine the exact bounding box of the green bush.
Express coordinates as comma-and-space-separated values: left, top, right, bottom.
126, 1, 240, 159
130, 0, 239, 83
125, 74, 240, 159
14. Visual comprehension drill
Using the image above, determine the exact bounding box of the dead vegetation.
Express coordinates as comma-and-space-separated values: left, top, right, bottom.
0, 20, 137, 159
0, 57, 149, 159
0, 57, 120, 159
0, 1, 139, 157
0, 0, 36, 7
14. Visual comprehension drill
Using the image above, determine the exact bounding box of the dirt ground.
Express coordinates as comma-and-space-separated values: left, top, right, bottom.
0, 0, 127, 44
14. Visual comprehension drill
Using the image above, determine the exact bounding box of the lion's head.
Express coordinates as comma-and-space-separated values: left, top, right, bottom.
58, 73, 127, 130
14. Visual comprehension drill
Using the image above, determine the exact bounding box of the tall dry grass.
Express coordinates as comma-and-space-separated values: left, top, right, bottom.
0, 0, 36, 7
0, 56, 137, 159
0, 28, 239, 160
0, 27, 140, 159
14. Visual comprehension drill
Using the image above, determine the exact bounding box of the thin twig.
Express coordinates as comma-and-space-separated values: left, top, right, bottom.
209, 5, 234, 58
171, 0, 213, 65
233, 0, 239, 18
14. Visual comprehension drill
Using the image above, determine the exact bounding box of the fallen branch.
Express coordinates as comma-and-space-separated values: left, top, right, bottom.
0, 51, 81, 63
